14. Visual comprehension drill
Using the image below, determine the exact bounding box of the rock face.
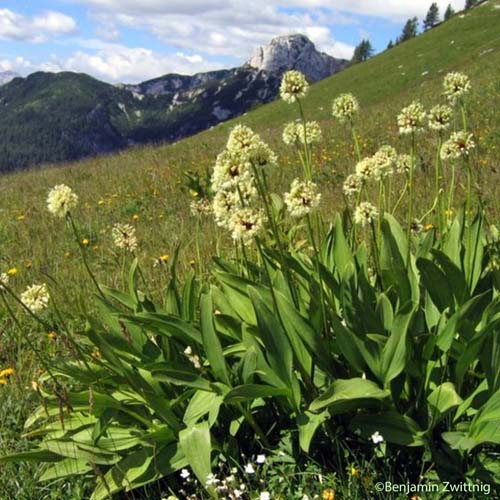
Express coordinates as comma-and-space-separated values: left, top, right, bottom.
248, 34, 347, 82
0, 71, 19, 86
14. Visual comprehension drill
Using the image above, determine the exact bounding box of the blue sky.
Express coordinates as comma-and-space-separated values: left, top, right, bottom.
0, 1, 465, 83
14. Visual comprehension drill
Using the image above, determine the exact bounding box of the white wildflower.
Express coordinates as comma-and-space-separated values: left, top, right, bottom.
256, 454, 266, 464
355, 157, 376, 181
283, 121, 301, 145
284, 178, 321, 218
283, 121, 321, 145
20, 283, 50, 313
229, 208, 265, 244
440, 131, 475, 160
250, 140, 278, 168
397, 101, 426, 135
332, 93, 359, 123
46, 184, 78, 217
371, 431, 384, 444
396, 154, 412, 174
226, 125, 259, 158
343, 173, 363, 197
190, 198, 212, 216
354, 202, 378, 227
259, 493, 271, 500
428, 104, 453, 131
280, 70, 308, 103
211, 149, 251, 191
0, 273, 9, 290
206, 473, 220, 486
372, 145, 397, 181
184, 346, 202, 369
111, 223, 138, 252
244, 463, 255, 474
443, 72, 471, 104
180, 468, 190, 480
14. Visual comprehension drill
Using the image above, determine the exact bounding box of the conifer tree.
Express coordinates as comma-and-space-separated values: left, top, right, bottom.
351, 39, 374, 64
399, 17, 419, 42
444, 4, 455, 20
423, 3, 440, 30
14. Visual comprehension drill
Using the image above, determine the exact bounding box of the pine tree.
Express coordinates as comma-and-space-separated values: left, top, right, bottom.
351, 39, 374, 64
387, 40, 394, 50
423, 3, 440, 30
465, 0, 477, 8
399, 17, 419, 43
444, 4, 455, 20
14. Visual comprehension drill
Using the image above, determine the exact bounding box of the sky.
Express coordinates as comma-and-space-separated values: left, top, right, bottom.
0, 1, 465, 84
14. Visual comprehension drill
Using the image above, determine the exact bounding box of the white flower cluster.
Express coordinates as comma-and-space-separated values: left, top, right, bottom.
282, 121, 322, 145
211, 125, 274, 244
396, 154, 412, 174
331, 93, 359, 123
21, 283, 50, 313
397, 101, 426, 135
111, 223, 138, 252
284, 178, 321, 218
343, 173, 363, 197
190, 198, 212, 216
440, 131, 475, 160
353, 202, 378, 227
280, 70, 309, 103
47, 184, 78, 217
443, 72, 471, 104
183, 346, 202, 369
0, 272, 8, 290
428, 104, 453, 131
371, 145, 397, 181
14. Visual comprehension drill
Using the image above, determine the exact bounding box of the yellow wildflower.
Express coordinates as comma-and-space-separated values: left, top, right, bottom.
0, 368, 14, 377
424, 224, 434, 231
82, 238, 90, 246
132, 214, 140, 221
350, 466, 360, 476
17, 215, 25, 221
0, 379, 7, 386
7, 268, 18, 276
322, 489, 335, 500
47, 331, 57, 340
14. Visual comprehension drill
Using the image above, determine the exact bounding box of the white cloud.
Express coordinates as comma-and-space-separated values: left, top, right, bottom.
0, 9, 77, 43
0, 41, 222, 83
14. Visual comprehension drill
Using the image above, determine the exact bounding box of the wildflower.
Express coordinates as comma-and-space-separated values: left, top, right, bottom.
332, 93, 359, 123
0, 272, 9, 290
180, 468, 190, 480
424, 223, 434, 231
397, 101, 426, 135
226, 125, 259, 158
372, 146, 396, 181
0, 368, 14, 378
280, 70, 309, 103
184, 346, 202, 369
355, 157, 376, 180
322, 489, 336, 500
190, 198, 212, 216
259, 493, 271, 500
7, 268, 18, 276
411, 220, 424, 233
244, 463, 255, 474
440, 131, 475, 160
250, 140, 278, 168
229, 208, 265, 244
443, 72, 471, 103
343, 173, 362, 197
353, 202, 378, 227
211, 149, 251, 191
46, 184, 78, 217
20, 283, 50, 313
47, 331, 58, 340
82, 238, 90, 246
396, 154, 412, 174
371, 431, 384, 444
132, 214, 139, 221
206, 473, 220, 486
284, 179, 321, 218
111, 223, 138, 252
283, 121, 301, 145
428, 104, 453, 131
256, 454, 266, 464
349, 466, 360, 476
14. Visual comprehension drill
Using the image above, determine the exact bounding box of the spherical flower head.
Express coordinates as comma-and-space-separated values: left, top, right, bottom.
355, 156, 376, 181
229, 208, 265, 244
47, 184, 78, 217
343, 173, 362, 197
354, 202, 378, 227
443, 72, 471, 104
212, 149, 251, 191
283, 121, 301, 145
280, 70, 308, 103
332, 93, 359, 123
397, 101, 426, 135
226, 125, 260, 158
112, 223, 138, 252
440, 131, 475, 160
21, 283, 50, 313
428, 104, 453, 131
259, 493, 271, 500
284, 178, 321, 218
250, 140, 278, 168
396, 154, 412, 174
372, 146, 396, 181
300, 121, 322, 144
190, 198, 212, 217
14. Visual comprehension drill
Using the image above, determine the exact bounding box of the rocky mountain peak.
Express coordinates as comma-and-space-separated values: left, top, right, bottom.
247, 34, 347, 82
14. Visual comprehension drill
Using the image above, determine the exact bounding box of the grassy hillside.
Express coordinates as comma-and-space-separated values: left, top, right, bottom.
1, 0, 499, 299
1, 1, 500, 497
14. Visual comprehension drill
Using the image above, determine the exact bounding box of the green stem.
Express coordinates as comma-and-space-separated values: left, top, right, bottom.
435, 134, 443, 234
351, 123, 362, 162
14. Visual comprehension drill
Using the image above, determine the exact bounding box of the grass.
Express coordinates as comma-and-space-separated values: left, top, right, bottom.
0, 1, 500, 497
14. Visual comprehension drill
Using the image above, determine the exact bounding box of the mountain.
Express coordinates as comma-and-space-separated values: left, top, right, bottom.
0, 34, 346, 172
0, 71, 19, 86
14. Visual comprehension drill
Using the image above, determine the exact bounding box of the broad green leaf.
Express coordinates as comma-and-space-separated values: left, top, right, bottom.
310, 378, 388, 413
469, 388, 500, 448
297, 411, 328, 453
39, 459, 92, 481
350, 412, 424, 446
179, 422, 212, 491
184, 391, 223, 428
224, 384, 289, 404
417, 258, 454, 312
427, 382, 463, 426
200, 290, 230, 385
